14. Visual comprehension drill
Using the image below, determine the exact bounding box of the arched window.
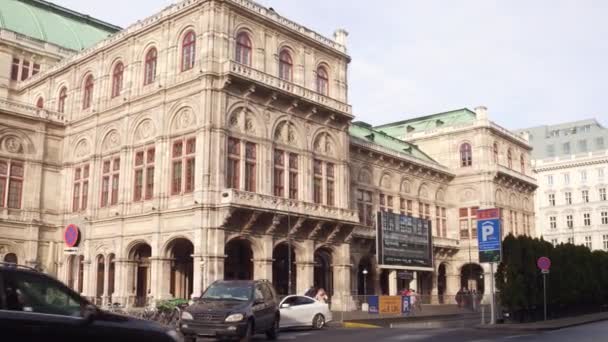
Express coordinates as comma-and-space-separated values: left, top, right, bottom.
58, 87, 67, 113
278, 49, 293, 81
316, 66, 329, 95
36, 97, 44, 109
82, 75, 94, 109
493, 142, 498, 164
181, 31, 196, 72
520, 154, 525, 174
235, 32, 252, 66
111, 62, 124, 98
507, 149, 513, 169
144, 48, 157, 85
460, 143, 472, 167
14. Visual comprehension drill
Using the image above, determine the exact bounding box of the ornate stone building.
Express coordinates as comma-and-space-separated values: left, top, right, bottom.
0, 0, 536, 308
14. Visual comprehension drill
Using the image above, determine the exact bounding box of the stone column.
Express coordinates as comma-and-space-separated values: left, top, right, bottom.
482, 264, 493, 304
331, 244, 352, 310
296, 262, 314, 295
254, 258, 273, 281
430, 272, 439, 304
192, 255, 204, 299
102, 257, 110, 306
410, 271, 418, 292
388, 270, 397, 295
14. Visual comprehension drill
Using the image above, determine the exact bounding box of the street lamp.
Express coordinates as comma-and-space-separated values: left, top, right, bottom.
362, 269, 368, 296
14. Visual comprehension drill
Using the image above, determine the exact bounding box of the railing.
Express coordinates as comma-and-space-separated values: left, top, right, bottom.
220, 188, 359, 223
227, 61, 353, 116
432, 236, 460, 249
0, 99, 65, 122
496, 164, 538, 185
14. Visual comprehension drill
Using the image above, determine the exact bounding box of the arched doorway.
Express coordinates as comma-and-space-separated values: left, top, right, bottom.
357, 256, 374, 295
313, 248, 333, 296
460, 263, 484, 294
224, 238, 253, 280
96, 255, 105, 304
129, 243, 151, 307
108, 254, 116, 303
167, 238, 194, 299
438, 263, 447, 303
272, 242, 296, 295
4, 253, 17, 264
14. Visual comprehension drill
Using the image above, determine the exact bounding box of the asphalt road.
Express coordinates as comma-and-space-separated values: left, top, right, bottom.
198, 319, 608, 342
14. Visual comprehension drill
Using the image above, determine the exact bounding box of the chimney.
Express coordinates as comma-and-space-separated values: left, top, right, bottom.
474, 106, 488, 120
333, 29, 349, 47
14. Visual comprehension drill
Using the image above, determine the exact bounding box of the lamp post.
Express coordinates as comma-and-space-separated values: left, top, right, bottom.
362, 269, 368, 296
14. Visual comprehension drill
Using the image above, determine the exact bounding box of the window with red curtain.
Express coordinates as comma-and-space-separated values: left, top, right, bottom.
356, 189, 373, 226
171, 138, 196, 195
73, 164, 89, 212
316, 66, 329, 95
288, 153, 298, 200
36, 97, 44, 109
100, 158, 120, 207
507, 149, 513, 169
278, 50, 293, 81
83, 75, 94, 109
244, 142, 256, 192
0, 160, 23, 209
493, 142, 499, 164
236, 32, 252, 66
58, 87, 67, 113
313, 159, 323, 204
460, 143, 472, 167
227, 138, 240, 189
273, 149, 284, 197
181, 31, 196, 72
144, 48, 157, 85
134, 147, 155, 201
326, 163, 335, 206
10, 58, 19, 81
111, 62, 124, 98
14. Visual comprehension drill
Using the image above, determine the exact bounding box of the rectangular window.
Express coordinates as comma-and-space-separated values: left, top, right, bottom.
549, 216, 557, 229
313, 159, 323, 204
133, 148, 155, 201
227, 138, 241, 190
21, 60, 29, 81
546, 175, 554, 185
10, 58, 19, 81
441, 207, 447, 237
567, 215, 573, 229
600, 188, 607, 201
562, 142, 570, 154
459, 207, 478, 239
602, 212, 608, 225
459, 219, 469, 239
584, 213, 591, 226
326, 163, 334, 206
603, 235, 608, 250
435, 206, 441, 236
546, 145, 555, 157
597, 137, 605, 149
172, 138, 195, 195
568, 237, 574, 244
407, 200, 413, 216
244, 142, 256, 192
400, 198, 406, 215
551, 239, 558, 246
273, 149, 284, 197
357, 189, 373, 226
581, 170, 587, 182
599, 168, 605, 180
565, 192, 572, 205
582, 190, 589, 203
288, 153, 298, 200
585, 236, 592, 249
564, 173, 570, 185
578, 140, 588, 152
32, 63, 40, 75
100, 159, 119, 207
548, 194, 555, 206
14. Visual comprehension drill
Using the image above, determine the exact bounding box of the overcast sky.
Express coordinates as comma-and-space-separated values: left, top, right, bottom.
53, 0, 608, 130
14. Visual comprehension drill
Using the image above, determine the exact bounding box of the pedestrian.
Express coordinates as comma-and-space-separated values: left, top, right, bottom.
456, 288, 463, 308
315, 288, 328, 303
304, 285, 316, 298
471, 289, 478, 312
411, 290, 422, 311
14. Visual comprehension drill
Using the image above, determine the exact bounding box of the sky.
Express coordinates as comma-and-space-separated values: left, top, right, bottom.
53, 0, 608, 130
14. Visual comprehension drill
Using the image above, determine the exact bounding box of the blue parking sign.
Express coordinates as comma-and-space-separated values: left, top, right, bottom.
477, 218, 502, 263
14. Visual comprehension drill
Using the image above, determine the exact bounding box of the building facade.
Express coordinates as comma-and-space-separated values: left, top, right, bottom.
516, 120, 608, 249
0, 0, 536, 308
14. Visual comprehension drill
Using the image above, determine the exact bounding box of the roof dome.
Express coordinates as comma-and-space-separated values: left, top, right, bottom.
0, 0, 120, 51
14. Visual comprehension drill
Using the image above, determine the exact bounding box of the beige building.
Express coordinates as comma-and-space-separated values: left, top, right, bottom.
0, 0, 536, 308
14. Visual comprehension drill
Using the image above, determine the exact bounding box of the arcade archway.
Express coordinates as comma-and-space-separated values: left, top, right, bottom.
224, 238, 253, 280
166, 238, 194, 299
460, 263, 484, 294
314, 247, 333, 296
272, 242, 296, 295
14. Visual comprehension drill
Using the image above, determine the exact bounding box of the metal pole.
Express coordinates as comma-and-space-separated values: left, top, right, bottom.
364, 274, 367, 296
543, 273, 547, 321
490, 262, 496, 324
287, 205, 292, 295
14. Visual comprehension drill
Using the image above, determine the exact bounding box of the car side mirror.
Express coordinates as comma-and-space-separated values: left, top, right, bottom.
280, 303, 290, 309
82, 304, 98, 324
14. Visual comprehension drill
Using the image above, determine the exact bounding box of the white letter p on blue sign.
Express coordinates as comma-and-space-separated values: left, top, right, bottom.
482, 224, 494, 241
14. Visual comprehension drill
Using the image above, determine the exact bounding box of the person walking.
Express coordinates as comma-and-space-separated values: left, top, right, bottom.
411, 290, 422, 311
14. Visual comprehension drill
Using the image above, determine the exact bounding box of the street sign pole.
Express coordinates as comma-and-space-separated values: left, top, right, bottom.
537, 257, 551, 321
490, 262, 496, 324
543, 272, 547, 321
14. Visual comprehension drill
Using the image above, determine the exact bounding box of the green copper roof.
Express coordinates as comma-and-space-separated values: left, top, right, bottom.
0, 0, 121, 51
374, 108, 477, 137
349, 122, 437, 164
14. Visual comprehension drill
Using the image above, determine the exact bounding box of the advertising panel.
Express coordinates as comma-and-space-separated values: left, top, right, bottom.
376, 211, 433, 269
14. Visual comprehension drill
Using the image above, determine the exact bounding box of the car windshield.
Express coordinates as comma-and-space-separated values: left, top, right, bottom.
202, 283, 252, 301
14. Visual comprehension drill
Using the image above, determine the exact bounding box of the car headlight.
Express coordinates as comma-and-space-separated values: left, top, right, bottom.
166, 330, 184, 342
225, 313, 244, 322
181, 311, 194, 320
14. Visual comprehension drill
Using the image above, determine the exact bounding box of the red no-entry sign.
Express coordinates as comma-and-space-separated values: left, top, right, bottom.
537, 257, 551, 271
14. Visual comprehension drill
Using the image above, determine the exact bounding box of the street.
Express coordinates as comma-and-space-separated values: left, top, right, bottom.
222, 320, 608, 342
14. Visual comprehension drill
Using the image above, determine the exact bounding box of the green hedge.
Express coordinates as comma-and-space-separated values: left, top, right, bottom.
156, 298, 189, 312
496, 234, 608, 320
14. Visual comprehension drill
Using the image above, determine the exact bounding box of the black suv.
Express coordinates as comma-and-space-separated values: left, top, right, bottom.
0, 262, 181, 342
180, 280, 280, 342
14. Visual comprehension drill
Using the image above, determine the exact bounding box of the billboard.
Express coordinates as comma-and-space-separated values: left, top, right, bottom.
376, 211, 433, 269
476, 208, 502, 263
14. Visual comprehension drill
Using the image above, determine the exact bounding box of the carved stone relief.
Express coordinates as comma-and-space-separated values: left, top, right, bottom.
102, 131, 120, 152
3, 136, 23, 154
135, 119, 155, 142
75, 139, 90, 158
313, 132, 334, 156
172, 107, 195, 131
275, 121, 296, 144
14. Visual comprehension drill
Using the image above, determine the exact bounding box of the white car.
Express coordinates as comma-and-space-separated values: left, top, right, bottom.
279, 295, 332, 329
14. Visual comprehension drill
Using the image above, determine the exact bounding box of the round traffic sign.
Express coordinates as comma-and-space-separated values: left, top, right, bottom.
537, 256, 551, 271
64, 224, 80, 248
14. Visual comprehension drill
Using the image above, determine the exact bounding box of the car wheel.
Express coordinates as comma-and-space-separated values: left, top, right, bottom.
265, 317, 279, 340
312, 314, 325, 329
240, 320, 253, 342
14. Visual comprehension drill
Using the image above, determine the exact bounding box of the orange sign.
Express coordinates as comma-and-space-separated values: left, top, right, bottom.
379, 296, 401, 315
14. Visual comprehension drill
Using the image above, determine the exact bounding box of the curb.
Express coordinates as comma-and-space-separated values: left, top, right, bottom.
342, 322, 381, 329
475, 315, 608, 332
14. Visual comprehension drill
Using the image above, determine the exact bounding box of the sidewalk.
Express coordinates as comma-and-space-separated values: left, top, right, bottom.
477, 312, 608, 331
